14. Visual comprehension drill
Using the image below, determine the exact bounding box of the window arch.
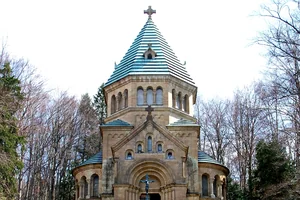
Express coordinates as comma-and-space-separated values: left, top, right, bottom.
137, 87, 144, 106
157, 143, 162, 153
146, 87, 153, 105
156, 88, 163, 105
127, 152, 132, 159
166, 149, 174, 159
137, 143, 143, 153
214, 175, 220, 197
183, 94, 189, 113
202, 174, 209, 197
147, 136, 152, 152
176, 92, 182, 109
91, 174, 99, 197
111, 95, 116, 114
80, 176, 88, 198
124, 89, 128, 108
126, 150, 133, 160
117, 92, 123, 111
213, 177, 217, 197
172, 89, 176, 108
147, 53, 153, 59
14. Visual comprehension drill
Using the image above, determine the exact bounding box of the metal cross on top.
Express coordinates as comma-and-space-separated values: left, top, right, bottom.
144, 6, 156, 19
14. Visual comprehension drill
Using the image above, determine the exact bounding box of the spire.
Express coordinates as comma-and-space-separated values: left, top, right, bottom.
105, 7, 195, 87
144, 6, 156, 19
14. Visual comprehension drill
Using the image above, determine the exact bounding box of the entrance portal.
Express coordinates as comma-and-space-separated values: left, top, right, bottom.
140, 193, 161, 200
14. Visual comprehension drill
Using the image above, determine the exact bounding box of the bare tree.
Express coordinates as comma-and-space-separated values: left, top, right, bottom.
197, 98, 231, 164
255, 0, 300, 169
228, 85, 266, 198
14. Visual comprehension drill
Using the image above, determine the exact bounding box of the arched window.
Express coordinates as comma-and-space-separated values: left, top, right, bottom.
147, 136, 152, 152
117, 92, 123, 111
137, 144, 142, 153
80, 176, 88, 198
124, 89, 128, 108
147, 88, 153, 105
126, 152, 133, 160
183, 94, 189, 113
111, 95, 116, 114
172, 89, 176, 108
202, 174, 209, 197
176, 92, 182, 109
157, 144, 162, 152
156, 88, 163, 105
147, 53, 152, 59
213, 177, 217, 197
166, 150, 174, 159
137, 88, 144, 106
91, 174, 99, 197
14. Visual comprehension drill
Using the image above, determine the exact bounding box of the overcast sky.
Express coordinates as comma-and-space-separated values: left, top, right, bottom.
0, 0, 269, 100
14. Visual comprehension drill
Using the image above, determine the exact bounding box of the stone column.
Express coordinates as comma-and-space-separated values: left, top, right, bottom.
75, 184, 78, 200
144, 90, 147, 105
223, 181, 227, 200
172, 189, 175, 200
125, 189, 129, 200
182, 157, 186, 178
86, 179, 91, 198
153, 89, 156, 104
79, 182, 84, 199
131, 188, 135, 200
210, 178, 215, 198
219, 181, 223, 199
134, 189, 138, 200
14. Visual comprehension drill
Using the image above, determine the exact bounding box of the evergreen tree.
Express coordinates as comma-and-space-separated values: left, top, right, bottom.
0, 62, 24, 198
93, 83, 107, 125
227, 177, 245, 200
253, 140, 296, 199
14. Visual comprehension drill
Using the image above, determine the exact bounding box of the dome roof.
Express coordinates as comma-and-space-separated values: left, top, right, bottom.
198, 151, 229, 173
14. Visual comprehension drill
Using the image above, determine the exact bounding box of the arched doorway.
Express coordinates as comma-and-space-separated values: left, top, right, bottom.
140, 193, 161, 200
126, 159, 174, 200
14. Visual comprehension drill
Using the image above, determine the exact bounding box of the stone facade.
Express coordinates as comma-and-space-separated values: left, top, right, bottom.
72, 6, 229, 200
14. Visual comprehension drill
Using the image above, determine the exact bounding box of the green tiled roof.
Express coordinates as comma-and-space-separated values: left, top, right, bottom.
78, 151, 102, 167
198, 151, 229, 171
168, 118, 199, 126
105, 17, 195, 87
101, 119, 133, 127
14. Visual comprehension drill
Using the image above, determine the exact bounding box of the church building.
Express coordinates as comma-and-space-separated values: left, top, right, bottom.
72, 6, 229, 200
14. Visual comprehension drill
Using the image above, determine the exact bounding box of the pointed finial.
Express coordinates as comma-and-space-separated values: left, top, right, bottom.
148, 43, 152, 48
144, 6, 156, 19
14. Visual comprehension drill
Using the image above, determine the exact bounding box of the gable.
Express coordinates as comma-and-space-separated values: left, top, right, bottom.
111, 119, 189, 159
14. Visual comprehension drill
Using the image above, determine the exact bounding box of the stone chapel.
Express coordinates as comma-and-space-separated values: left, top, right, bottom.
72, 6, 229, 200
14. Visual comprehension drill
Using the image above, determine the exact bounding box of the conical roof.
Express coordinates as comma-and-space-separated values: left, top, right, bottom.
105, 14, 195, 86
